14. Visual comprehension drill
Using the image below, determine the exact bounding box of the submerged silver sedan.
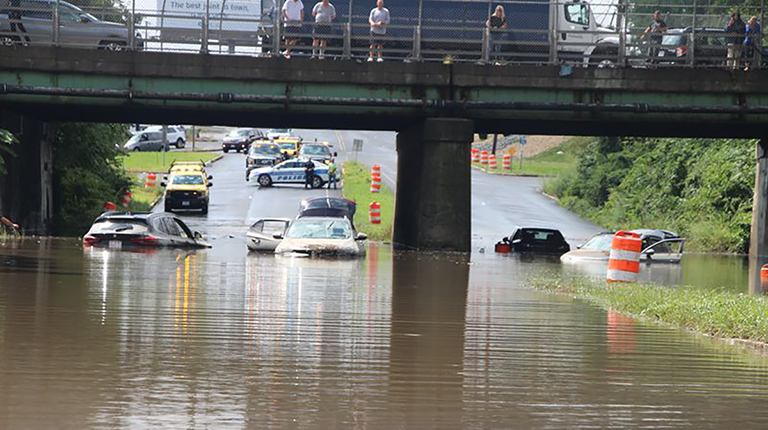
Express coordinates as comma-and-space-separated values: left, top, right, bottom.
274, 217, 366, 257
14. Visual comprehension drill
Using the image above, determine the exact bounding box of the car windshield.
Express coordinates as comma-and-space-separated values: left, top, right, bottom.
91, 219, 148, 233
286, 219, 352, 240
250, 145, 280, 155
581, 233, 613, 251
230, 129, 252, 137
521, 229, 562, 242
278, 142, 297, 150
302, 145, 331, 156
171, 174, 204, 185
661, 34, 685, 46
126, 134, 141, 144
271, 129, 289, 134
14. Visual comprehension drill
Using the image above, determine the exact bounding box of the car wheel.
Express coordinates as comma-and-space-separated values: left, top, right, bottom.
176, 138, 185, 149
99, 40, 127, 51
311, 175, 324, 189
201, 204, 209, 215
223, 148, 229, 153
0, 35, 20, 46
162, 144, 170, 152
258, 175, 273, 187
133, 148, 141, 152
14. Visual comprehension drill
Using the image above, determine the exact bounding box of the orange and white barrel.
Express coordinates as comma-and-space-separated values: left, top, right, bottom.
607, 231, 642, 283
471, 148, 480, 163
121, 190, 133, 208
761, 264, 768, 292
369, 202, 381, 224
145, 172, 157, 188
489, 154, 497, 169
103, 201, 117, 211
370, 164, 381, 193
480, 151, 488, 165
503, 154, 511, 170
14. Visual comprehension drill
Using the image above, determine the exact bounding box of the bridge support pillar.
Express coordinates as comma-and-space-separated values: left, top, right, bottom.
393, 118, 473, 252
750, 139, 768, 293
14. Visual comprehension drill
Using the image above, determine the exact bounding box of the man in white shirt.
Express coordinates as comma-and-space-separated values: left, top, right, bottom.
368, 0, 390, 62
311, 0, 336, 59
281, 0, 304, 58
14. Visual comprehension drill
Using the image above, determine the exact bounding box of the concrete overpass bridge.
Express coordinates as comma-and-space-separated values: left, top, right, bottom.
2, 46, 768, 259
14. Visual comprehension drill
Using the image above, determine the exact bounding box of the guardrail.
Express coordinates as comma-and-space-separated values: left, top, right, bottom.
0, 0, 764, 69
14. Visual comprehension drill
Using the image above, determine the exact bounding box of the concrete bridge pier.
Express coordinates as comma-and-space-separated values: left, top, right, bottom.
393, 118, 473, 252
750, 139, 768, 293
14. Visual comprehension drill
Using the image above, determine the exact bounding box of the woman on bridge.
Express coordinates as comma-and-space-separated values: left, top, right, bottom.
486, 5, 507, 63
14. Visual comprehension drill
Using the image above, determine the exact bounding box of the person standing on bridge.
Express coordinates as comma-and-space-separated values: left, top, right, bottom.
743, 16, 761, 71
368, 0, 390, 62
486, 5, 507, 63
282, 0, 305, 59
725, 11, 746, 70
640, 11, 667, 63
312, 0, 336, 59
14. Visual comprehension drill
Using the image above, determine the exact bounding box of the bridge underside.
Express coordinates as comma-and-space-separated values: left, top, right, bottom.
2, 47, 768, 138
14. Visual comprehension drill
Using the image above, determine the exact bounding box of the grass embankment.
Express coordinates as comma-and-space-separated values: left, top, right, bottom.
473, 137, 588, 177
121, 152, 220, 207
342, 161, 394, 242
530, 277, 768, 345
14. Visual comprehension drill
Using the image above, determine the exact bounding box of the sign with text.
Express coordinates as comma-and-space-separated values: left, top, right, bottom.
157, 0, 263, 33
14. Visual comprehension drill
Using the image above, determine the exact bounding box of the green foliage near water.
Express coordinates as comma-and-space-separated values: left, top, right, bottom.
544, 137, 755, 253
0, 128, 17, 177
52, 123, 134, 236
341, 161, 394, 242
529, 276, 768, 344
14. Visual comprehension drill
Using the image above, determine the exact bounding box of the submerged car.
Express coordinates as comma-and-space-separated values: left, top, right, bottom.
502, 227, 570, 255
560, 229, 685, 263
298, 197, 355, 219
248, 159, 329, 189
246, 218, 291, 252
83, 212, 210, 248
274, 216, 366, 257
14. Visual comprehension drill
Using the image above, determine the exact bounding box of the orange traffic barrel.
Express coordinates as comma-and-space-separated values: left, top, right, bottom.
489, 154, 497, 169
471, 148, 480, 163
370, 164, 381, 193
480, 151, 489, 164
369, 202, 381, 224
371, 164, 381, 177
503, 154, 511, 169
606, 231, 642, 283
121, 191, 132, 208
761, 264, 768, 292
145, 172, 157, 188
103, 201, 117, 211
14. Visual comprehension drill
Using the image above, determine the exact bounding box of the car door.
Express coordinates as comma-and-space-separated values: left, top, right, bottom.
160, 216, 187, 246
173, 217, 202, 247
19, 0, 53, 45
57, 3, 91, 48
247, 219, 289, 252
272, 162, 295, 183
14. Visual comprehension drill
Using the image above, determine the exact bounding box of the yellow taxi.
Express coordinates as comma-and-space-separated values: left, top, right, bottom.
274, 137, 302, 158
162, 162, 213, 214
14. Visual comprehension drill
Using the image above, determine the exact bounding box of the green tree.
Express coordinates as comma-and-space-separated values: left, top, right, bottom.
0, 128, 17, 177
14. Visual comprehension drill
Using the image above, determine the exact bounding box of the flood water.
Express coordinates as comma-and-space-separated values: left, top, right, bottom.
2, 237, 768, 428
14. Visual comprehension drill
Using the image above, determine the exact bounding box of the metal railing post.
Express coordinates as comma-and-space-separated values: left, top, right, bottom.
343, 22, 351, 59
550, 0, 559, 64
481, 27, 490, 63
127, 13, 135, 50
201, 15, 209, 53
53, 0, 60, 47
689, 1, 696, 67
617, 0, 626, 66
273, 10, 281, 55
412, 25, 422, 61
759, 0, 765, 69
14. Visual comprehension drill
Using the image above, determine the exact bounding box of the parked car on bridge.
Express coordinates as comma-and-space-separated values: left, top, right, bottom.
246, 218, 291, 252
657, 28, 728, 65
245, 141, 283, 180
274, 216, 366, 257
161, 166, 213, 214
501, 227, 570, 255
560, 229, 685, 263
0, 0, 141, 49
248, 158, 329, 189
123, 130, 170, 152
222, 128, 263, 153
82, 212, 209, 248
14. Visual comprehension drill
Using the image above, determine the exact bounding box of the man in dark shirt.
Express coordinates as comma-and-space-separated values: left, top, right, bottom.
304, 158, 315, 189
640, 11, 667, 61
725, 12, 746, 69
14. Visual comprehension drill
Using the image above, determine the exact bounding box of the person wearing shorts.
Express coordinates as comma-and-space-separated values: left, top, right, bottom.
368, 0, 390, 62
281, 0, 304, 58
312, 0, 336, 59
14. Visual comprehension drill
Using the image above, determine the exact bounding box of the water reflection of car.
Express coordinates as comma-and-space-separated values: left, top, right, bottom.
222, 128, 263, 153
657, 28, 727, 65
503, 227, 570, 255
83, 212, 210, 248
274, 217, 366, 257
561, 229, 685, 263
248, 159, 329, 189
245, 141, 283, 180
298, 142, 333, 164
246, 218, 291, 252
0, 0, 142, 49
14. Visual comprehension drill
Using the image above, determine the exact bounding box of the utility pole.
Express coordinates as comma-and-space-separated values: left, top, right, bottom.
491, 134, 498, 154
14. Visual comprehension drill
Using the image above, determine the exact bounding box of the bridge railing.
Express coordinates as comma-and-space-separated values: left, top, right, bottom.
0, 0, 763, 69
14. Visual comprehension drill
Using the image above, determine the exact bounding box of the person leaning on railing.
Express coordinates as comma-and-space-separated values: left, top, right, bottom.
281, 0, 305, 59
312, 0, 336, 59
486, 5, 507, 64
368, 0, 390, 62
725, 11, 746, 70
639, 10, 667, 64
743, 16, 761, 71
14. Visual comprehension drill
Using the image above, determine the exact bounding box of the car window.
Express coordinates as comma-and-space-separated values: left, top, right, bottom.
302, 145, 331, 156
279, 162, 296, 169
59, 5, 81, 21
581, 234, 613, 251
263, 220, 289, 235
564, 3, 589, 26
91, 219, 149, 234
161, 218, 182, 237
21, 0, 52, 19
173, 219, 192, 239
286, 219, 352, 239
170, 174, 204, 185
662, 34, 685, 46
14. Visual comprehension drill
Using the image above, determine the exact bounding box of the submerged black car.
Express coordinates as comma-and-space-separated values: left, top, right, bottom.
83, 212, 210, 248
505, 227, 570, 255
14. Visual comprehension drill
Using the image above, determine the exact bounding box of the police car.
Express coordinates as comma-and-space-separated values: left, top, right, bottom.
248, 159, 330, 189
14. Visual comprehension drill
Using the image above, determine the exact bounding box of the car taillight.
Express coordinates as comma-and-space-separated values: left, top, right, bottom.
83, 235, 101, 246
131, 235, 159, 246
676, 46, 688, 57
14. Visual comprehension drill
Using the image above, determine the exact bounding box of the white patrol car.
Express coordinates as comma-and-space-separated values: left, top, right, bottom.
248, 159, 330, 189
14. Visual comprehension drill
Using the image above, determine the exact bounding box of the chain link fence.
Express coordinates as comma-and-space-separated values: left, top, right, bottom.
0, 0, 764, 68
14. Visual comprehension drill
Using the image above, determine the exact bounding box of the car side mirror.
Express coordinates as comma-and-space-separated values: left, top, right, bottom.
273, 233, 284, 240
160, 182, 166, 187
80, 15, 90, 23
194, 231, 203, 239
356, 233, 368, 241
644, 248, 656, 256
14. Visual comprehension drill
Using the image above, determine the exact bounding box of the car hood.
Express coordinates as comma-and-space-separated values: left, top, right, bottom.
560, 249, 610, 263
224, 137, 247, 142
274, 238, 364, 256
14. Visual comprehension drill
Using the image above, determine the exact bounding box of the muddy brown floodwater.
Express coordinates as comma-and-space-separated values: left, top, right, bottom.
2, 238, 768, 429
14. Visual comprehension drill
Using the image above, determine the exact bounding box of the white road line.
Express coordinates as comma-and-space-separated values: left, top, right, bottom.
335, 130, 346, 151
